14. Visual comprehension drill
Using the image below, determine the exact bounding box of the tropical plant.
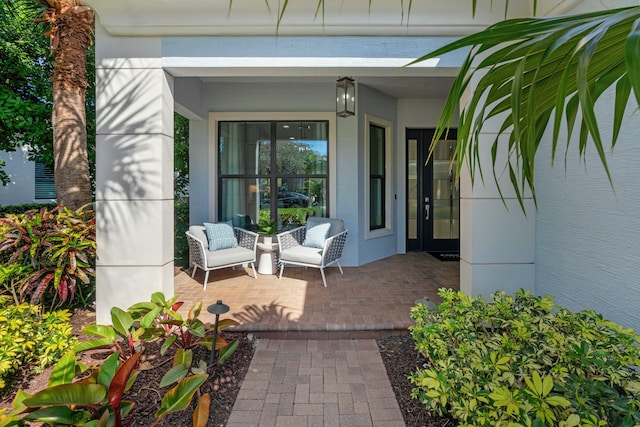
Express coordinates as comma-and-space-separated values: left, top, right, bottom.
410, 289, 640, 426
257, 216, 277, 235
175, 113, 190, 267
5, 293, 240, 426
409, 6, 640, 209
40, 0, 94, 209
7, 348, 209, 427
0, 203, 57, 216
77, 292, 240, 366
271, 2, 639, 209
1, 0, 95, 209
0, 205, 96, 310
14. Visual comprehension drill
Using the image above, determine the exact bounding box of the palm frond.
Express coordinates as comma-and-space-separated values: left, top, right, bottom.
413, 6, 640, 207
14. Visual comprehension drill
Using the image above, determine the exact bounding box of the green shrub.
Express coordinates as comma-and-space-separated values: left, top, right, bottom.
410, 289, 640, 427
0, 297, 76, 391
0, 205, 96, 310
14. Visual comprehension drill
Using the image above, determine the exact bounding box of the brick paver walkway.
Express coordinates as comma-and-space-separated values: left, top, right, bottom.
226, 339, 404, 427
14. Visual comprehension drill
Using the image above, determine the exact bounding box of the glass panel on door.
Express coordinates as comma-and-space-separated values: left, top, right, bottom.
432, 139, 459, 240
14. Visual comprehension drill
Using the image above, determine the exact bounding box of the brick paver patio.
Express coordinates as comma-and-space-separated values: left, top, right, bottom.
174, 251, 459, 426
175, 252, 459, 339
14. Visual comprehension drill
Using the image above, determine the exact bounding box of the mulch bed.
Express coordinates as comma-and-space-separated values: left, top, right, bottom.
377, 333, 457, 427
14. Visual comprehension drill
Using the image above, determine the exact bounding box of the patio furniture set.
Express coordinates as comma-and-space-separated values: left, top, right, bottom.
185, 217, 348, 289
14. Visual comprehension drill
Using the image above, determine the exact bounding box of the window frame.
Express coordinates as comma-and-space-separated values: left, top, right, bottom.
364, 114, 393, 239
209, 112, 337, 223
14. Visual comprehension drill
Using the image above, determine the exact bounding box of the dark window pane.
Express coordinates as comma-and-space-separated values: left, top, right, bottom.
370, 178, 384, 230
370, 125, 385, 176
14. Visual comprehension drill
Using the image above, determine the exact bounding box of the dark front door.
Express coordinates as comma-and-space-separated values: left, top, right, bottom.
406, 129, 459, 253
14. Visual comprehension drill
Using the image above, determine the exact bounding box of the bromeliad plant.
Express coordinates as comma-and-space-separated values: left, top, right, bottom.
410, 289, 640, 427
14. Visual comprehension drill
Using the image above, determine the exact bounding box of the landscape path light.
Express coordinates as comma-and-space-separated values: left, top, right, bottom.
207, 300, 230, 365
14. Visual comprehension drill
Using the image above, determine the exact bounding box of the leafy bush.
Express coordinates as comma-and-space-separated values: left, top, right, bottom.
0, 296, 76, 391
410, 289, 640, 427
6, 292, 236, 427
0, 205, 95, 310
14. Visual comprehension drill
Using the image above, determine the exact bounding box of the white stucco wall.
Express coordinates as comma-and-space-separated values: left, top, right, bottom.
0, 149, 34, 206
535, 88, 640, 330
357, 85, 398, 265
0, 149, 55, 206
534, 0, 640, 331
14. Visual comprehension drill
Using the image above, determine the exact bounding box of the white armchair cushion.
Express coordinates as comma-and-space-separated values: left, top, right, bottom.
280, 245, 323, 265
203, 222, 238, 251
205, 246, 254, 268
302, 221, 331, 248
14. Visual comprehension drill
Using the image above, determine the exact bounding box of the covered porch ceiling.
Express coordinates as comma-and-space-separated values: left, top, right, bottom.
85, 0, 582, 37
194, 76, 456, 99
86, 0, 583, 99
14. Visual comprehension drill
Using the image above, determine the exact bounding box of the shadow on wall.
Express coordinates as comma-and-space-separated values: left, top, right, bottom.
94, 63, 168, 249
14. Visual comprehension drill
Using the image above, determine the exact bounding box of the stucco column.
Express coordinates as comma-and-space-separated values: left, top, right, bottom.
459, 81, 535, 298
94, 53, 175, 324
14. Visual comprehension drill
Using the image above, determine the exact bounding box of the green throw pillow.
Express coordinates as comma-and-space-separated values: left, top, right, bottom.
203, 222, 238, 251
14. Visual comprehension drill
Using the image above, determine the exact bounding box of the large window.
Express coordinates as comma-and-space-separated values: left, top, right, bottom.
218, 120, 329, 231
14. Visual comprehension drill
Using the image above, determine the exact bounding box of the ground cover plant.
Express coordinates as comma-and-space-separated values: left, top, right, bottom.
410, 289, 640, 426
0, 297, 76, 392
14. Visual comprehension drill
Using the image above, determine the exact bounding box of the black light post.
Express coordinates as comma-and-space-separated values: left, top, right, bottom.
207, 300, 230, 365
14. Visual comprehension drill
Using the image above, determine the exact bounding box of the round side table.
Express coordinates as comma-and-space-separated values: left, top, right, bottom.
257, 240, 279, 275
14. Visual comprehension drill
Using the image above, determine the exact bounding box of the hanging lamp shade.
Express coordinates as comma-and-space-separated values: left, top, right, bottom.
336, 77, 355, 117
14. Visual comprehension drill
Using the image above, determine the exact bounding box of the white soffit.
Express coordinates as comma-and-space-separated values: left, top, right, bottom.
83, 0, 584, 37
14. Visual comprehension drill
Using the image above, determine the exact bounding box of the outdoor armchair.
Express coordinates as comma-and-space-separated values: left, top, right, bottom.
276, 217, 348, 287
186, 224, 259, 290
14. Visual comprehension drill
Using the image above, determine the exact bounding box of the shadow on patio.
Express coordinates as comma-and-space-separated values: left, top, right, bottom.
174, 252, 459, 339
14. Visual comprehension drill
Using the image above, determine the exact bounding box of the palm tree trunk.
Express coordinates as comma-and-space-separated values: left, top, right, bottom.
51, 2, 92, 210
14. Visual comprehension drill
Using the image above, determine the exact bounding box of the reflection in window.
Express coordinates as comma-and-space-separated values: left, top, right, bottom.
219, 121, 329, 231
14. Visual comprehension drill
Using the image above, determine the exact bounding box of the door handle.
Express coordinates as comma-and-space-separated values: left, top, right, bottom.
425, 196, 430, 220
